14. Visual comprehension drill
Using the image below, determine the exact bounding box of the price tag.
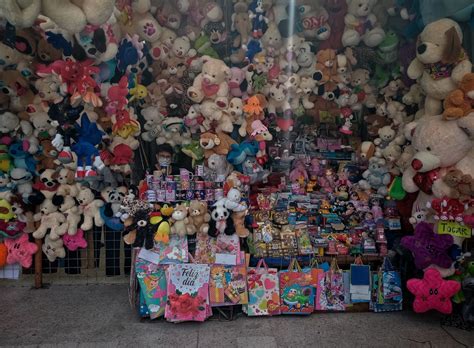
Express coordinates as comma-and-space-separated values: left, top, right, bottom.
437, 221, 472, 238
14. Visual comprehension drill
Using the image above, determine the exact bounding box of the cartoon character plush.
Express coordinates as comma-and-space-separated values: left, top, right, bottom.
342, 0, 385, 47
77, 186, 104, 231
248, 0, 269, 38
407, 18, 472, 116
187, 200, 211, 235
4, 233, 38, 268
266, 83, 291, 117
443, 73, 474, 121
63, 228, 87, 251
71, 114, 105, 179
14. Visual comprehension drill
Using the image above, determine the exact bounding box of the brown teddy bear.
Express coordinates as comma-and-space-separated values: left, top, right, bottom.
199, 131, 236, 159
187, 200, 211, 235
232, 210, 249, 238
443, 73, 474, 121
35, 139, 58, 170
315, 49, 339, 85
170, 203, 191, 237
443, 168, 474, 201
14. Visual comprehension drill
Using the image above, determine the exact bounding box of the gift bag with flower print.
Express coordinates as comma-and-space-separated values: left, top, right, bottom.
165, 263, 211, 322
243, 259, 281, 316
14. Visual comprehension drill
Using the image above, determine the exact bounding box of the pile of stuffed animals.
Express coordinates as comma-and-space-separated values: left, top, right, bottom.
0, 0, 473, 312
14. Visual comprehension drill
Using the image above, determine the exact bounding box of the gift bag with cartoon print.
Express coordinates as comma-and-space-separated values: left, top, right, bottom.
243, 259, 281, 316
279, 259, 316, 314
209, 265, 248, 306
165, 263, 211, 322
315, 259, 346, 311
135, 258, 168, 319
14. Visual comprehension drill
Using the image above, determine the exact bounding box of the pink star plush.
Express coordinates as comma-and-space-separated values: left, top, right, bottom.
62, 229, 87, 251
407, 268, 461, 314
4, 234, 38, 268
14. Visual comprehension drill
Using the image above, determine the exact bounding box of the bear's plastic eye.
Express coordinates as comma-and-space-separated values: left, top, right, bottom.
426, 147, 431, 151
137, 220, 147, 227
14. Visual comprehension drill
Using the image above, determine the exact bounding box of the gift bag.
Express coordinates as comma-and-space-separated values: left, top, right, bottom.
194, 233, 216, 264
215, 233, 240, 265
316, 258, 346, 311
244, 259, 281, 316
165, 263, 211, 322
371, 258, 403, 312
135, 258, 168, 319
209, 264, 248, 306
350, 256, 371, 303
279, 259, 316, 314
137, 235, 188, 265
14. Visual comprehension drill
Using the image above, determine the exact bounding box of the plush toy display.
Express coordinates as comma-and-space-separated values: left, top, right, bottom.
0, 0, 472, 321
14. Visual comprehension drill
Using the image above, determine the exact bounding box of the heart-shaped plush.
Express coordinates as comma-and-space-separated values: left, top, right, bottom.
264, 278, 276, 290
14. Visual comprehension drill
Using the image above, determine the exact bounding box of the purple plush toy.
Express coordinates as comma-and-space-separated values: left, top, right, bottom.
401, 222, 453, 270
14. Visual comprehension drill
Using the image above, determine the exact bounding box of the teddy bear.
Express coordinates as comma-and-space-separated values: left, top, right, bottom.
206, 154, 234, 182
41, 0, 115, 34
373, 126, 404, 157
52, 194, 82, 237
35, 139, 58, 171
299, 77, 317, 109
402, 114, 474, 200
443, 73, 474, 121
27, 105, 57, 140
187, 200, 211, 235
73, 22, 118, 64
407, 18, 472, 116
227, 98, 245, 131
141, 106, 165, 142
200, 131, 236, 159
442, 169, 474, 201
381, 78, 406, 100
386, 100, 408, 126
342, 0, 385, 47
183, 104, 204, 134
32, 168, 59, 201
382, 143, 403, 175
315, 49, 339, 85
77, 186, 104, 231
351, 68, 376, 108
299, 3, 331, 41
170, 203, 191, 237
200, 99, 234, 133
364, 112, 392, 139
187, 56, 230, 108
42, 234, 66, 262
171, 36, 197, 60
232, 210, 250, 238
32, 199, 67, 239
34, 75, 64, 105
359, 157, 391, 196
359, 141, 376, 161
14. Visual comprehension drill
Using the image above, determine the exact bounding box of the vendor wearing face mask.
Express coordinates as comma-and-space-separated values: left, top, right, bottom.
155, 143, 193, 176
155, 143, 176, 176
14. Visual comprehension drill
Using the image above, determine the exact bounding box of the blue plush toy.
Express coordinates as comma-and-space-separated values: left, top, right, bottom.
244, 39, 262, 63
227, 140, 259, 172
71, 114, 105, 180
8, 142, 37, 174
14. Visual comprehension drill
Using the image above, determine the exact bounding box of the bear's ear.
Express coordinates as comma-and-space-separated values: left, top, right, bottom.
458, 113, 474, 140
52, 194, 64, 206
443, 26, 462, 64
213, 136, 221, 146
404, 121, 418, 141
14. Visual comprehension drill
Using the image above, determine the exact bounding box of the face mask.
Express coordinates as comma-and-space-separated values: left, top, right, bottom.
158, 157, 171, 166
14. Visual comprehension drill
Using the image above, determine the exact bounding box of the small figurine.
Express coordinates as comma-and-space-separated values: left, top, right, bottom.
306, 175, 317, 193
370, 197, 384, 222
363, 211, 376, 231
289, 159, 308, 184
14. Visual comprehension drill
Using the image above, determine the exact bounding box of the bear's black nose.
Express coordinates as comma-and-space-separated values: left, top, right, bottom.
417, 44, 427, 54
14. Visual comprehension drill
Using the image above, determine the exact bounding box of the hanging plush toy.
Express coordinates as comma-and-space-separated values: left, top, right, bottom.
248, 0, 269, 39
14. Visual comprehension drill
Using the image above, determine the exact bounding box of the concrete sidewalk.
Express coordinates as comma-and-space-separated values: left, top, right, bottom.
0, 284, 473, 347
